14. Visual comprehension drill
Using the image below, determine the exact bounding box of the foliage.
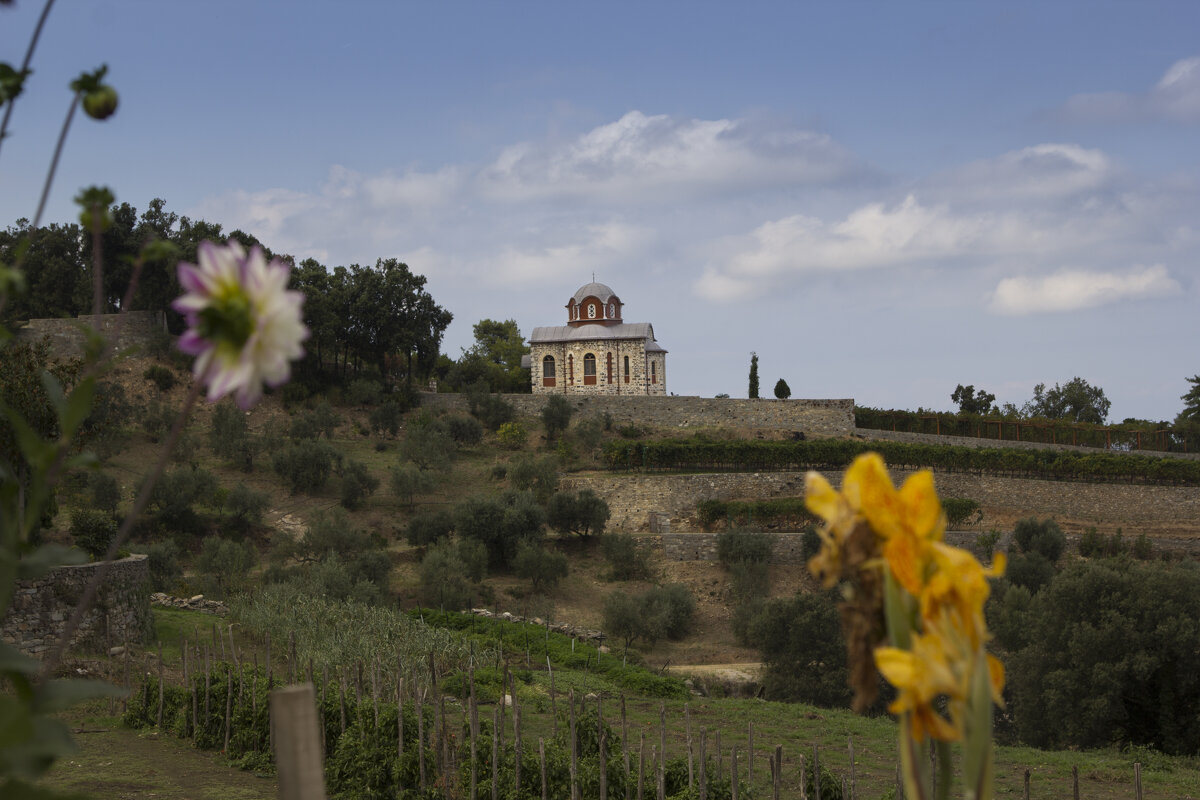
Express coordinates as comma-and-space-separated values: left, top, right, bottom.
1011, 517, 1066, 563
272, 438, 338, 493
466, 381, 515, 431
389, 461, 435, 506
223, 482, 269, 532
748, 352, 759, 399
339, 459, 380, 510
604, 436, 1200, 485
1178, 374, 1200, 424
541, 394, 574, 440
400, 420, 457, 471
88, 470, 121, 516
419, 539, 480, 610
209, 399, 257, 470
345, 377, 383, 406
70, 508, 117, 559
454, 491, 546, 566
1003, 559, 1200, 754
951, 384, 996, 415
368, 400, 404, 437
273, 507, 390, 594
145, 465, 218, 534
943, 496, 983, 528
194, 536, 255, 598
547, 489, 610, 537
1022, 377, 1112, 424
509, 455, 559, 503
496, 420, 527, 449
1003, 551, 1056, 595
143, 539, 182, 592
289, 399, 341, 440
512, 540, 569, 591
697, 496, 816, 529
600, 532, 653, 581
716, 527, 773, 567
603, 584, 695, 651
773, 377, 791, 400
976, 529, 1002, 558
143, 363, 177, 392
405, 508, 455, 546
441, 318, 531, 393
445, 413, 484, 446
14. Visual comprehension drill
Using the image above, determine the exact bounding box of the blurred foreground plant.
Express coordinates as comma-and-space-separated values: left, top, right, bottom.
806, 452, 1006, 800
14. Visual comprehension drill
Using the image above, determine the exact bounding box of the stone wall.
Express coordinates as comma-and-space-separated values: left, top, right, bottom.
644, 530, 991, 564
1, 555, 152, 657
564, 470, 1200, 534
858, 427, 1200, 461
15, 310, 166, 360
421, 393, 856, 435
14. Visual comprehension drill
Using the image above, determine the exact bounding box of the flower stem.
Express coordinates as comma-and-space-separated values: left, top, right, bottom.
0, 0, 57, 159
38, 380, 203, 681
30, 90, 78, 232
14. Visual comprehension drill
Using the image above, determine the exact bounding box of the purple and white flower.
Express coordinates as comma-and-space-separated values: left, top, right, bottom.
172, 240, 308, 409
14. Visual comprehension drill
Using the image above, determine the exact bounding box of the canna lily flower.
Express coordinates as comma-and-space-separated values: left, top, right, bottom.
173, 240, 308, 409
875, 627, 964, 742
921, 543, 1007, 650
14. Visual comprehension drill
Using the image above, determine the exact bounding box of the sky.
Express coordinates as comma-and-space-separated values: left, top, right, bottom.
2, 1, 1198, 422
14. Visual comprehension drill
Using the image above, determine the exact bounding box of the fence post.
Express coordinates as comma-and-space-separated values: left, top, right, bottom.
270, 683, 327, 800
1072, 764, 1079, 800
731, 746, 739, 800
748, 722, 754, 786
774, 744, 782, 800
699, 727, 707, 800
848, 735, 855, 800
1135, 762, 1143, 800
685, 703, 694, 792
1022, 768, 1030, 800
540, 737, 548, 800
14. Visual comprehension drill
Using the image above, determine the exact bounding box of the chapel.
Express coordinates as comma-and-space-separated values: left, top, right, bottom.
526, 282, 667, 396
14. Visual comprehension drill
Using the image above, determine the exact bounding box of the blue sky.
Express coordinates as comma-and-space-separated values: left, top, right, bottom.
3, 1, 1198, 422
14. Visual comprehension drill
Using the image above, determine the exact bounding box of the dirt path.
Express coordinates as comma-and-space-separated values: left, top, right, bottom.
39, 720, 276, 800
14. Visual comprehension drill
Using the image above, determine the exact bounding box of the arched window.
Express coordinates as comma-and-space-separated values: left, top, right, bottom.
568, 354, 574, 383
587, 303, 597, 319
542, 355, 556, 387
606, 352, 613, 384
651, 360, 657, 384
583, 353, 597, 385
623, 355, 630, 383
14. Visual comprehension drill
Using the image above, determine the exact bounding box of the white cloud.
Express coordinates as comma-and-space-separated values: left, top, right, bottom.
488, 222, 654, 284
988, 265, 1180, 315
1059, 56, 1200, 123
477, 111, 858, 202
932, 144, 1112, 200
695, 194, 1112, 300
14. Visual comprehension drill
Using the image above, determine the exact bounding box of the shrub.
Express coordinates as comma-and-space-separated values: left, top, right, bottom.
89, 471, 121, 517
272, 439, 338, 494
274, 508, 390, 592
146, 466, 219, 534
509, 456, 559, 503
210, 400, 258, 471
224, 483, 270, 532
194, 537, 256, 598
546, 489, 610, 537
976, 529, 1002, 559
1005, 551, 1056, 595
541, 395, 574, 440
346, 378, 383, 407
289, 400, 341, 440
339, 460, 380, 510
144, 540, 182, 592
600, 532, 652, 581
466, 382, 514, 431
445, 414, 484, 447
512, 540, 569, 591
603, 583, 695, 651
279, 382, 309, 409
1132, 532, 1154, 560
368, 401, 404, 438
399, 422, 456, 472
943, 497, 983, 528
140, 398, 174, 442
800, 525, 821, 561
418, 541, 475, 611
617, 424, 643, 439
404, 509, 454, 547
744, 591, 851, 706
716, 528, 773, 567
455, 491, 545, 566
1078, 526, 1104, 557
143, 364, 177, 392
496, 421, 527, 449
389, 462, 435, 506
773, 378, 791, 400
70, 509, 116, 559
1012, 518, 1066, 563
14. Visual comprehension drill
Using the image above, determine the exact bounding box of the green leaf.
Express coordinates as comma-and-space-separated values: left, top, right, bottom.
33, 679, 124, 713
0, 695, 35, 749
0, 715, 78, 781
0, 641, 40, 675
0, 779, 94, 800
16, 544, 87, 581
0, 404, 56, 472
59, 376, 95, 438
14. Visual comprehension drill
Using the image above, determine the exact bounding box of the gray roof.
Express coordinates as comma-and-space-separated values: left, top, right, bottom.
571, 282, 619, 304
531, 322, 658, 344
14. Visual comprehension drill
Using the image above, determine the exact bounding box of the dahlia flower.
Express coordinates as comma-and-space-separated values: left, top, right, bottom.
173, 240, 308, 409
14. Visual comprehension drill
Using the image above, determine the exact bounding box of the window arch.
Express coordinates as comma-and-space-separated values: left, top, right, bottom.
623, 355, 630, 383
568, 353, 574, 383
542, 355, 556, 387
587, 303, 597, 319
583, 353, 597, 385
651, 360, 657, 384
606, 352, 613, 384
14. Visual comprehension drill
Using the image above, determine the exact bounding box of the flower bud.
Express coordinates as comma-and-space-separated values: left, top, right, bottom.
82, 85, 118, 120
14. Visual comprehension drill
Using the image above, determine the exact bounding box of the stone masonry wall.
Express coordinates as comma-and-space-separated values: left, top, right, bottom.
421, 393, 856, 435
564, 470, 1200, 534
16, 310, 166, 360
1, 555, 152, 657
858, 427, 1200, 461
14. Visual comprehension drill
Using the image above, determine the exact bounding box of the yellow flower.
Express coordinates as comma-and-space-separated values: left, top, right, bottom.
921, 544, 1006, 650
804, 469, 858, 586
875, 629, 964, 742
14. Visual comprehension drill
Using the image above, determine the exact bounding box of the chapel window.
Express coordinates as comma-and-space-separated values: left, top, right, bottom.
651, 360, 657, 384
588, 303, 596, 319
606, 352, 613, 384
542, 355, 556, 387
568, 354, 574, 383
584, 353, 597, 385
624, 355, 630, 383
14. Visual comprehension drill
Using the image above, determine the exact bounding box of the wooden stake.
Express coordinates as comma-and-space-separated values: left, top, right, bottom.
622, 695, 630, 800
1135, 762, 1143, 800
813, 745, 820, 800
1023, 769, 1030, 800
540, 737, 548, 800
492, 706, 500, 800
224, 665, 233, 753
773, 744, 782, 800
658, 704, 666, 800
656, 744, 665, 800
156, 641, 164, 729
731, 747, 739, 800
270, 684, 327, 800
469, 669, 478, 800
748, 722, 754, 787
513, 674, 522, 795
848, 735, 855, 800
638, 732, 646, 800
699, 727, 707, 800
569, 690, 579, 800
685, 703, 694, 791
715, 730, 722, 784
417, 687, 427, 791
1072, 764, 1079, 800
799, 754, 807, 800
